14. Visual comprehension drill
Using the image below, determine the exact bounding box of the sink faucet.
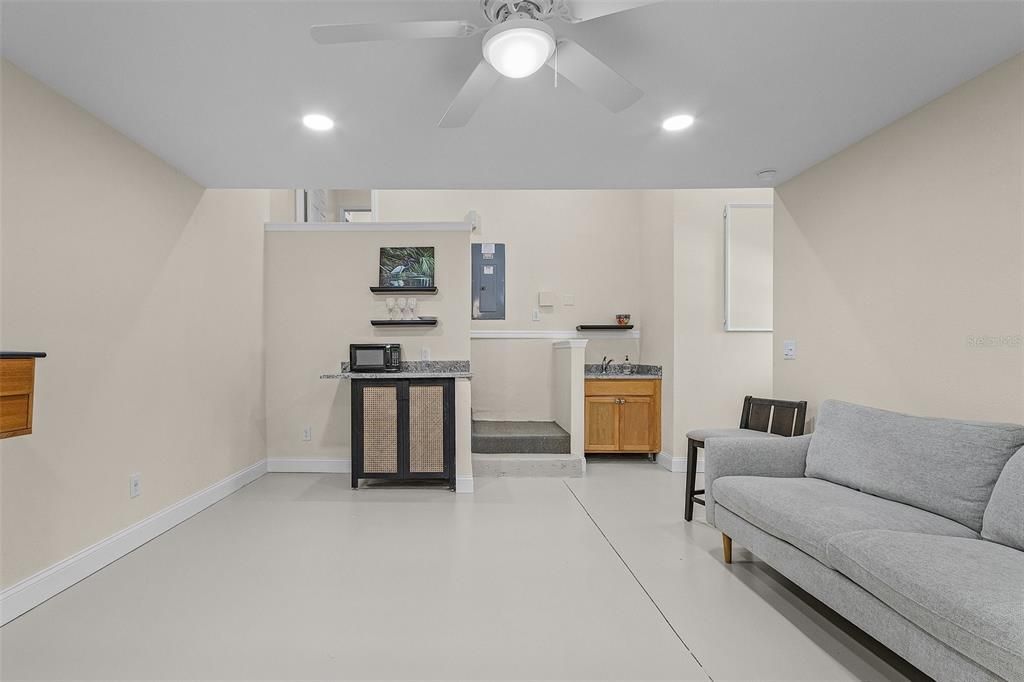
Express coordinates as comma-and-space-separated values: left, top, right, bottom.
601, 356, 615, 373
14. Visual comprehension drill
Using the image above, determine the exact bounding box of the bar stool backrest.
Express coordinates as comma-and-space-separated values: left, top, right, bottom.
739, 396, 808, 437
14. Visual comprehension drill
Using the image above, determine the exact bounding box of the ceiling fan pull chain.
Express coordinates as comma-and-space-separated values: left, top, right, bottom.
554, 41, 558, 88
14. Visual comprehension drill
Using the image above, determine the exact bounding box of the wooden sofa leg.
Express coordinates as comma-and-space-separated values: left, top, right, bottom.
722, 534, 733, 564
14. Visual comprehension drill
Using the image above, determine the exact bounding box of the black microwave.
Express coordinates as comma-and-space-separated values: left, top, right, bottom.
349, 343, 402, 373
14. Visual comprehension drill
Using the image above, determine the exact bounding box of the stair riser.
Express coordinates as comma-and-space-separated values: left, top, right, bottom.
472, 456, 584, 478
471, 436, 571, 455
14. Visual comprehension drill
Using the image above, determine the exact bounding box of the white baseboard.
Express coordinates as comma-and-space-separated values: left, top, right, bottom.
266, 458, 351, 473
269, 458, 468, 492
0, 459, 267, 626
656, 452, 704, 474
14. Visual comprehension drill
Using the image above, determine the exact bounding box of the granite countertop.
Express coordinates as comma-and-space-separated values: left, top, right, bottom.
584, 363, 662, 379
321, 360, 471, 380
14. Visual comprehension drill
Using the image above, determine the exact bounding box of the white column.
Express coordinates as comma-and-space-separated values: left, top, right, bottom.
553, 339, 588, 472
455, 377, 474, 493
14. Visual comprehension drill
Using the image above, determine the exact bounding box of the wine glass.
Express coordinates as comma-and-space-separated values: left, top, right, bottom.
385, 298, 396, 320
396, 297, 407, 320
408, 298, 418, 320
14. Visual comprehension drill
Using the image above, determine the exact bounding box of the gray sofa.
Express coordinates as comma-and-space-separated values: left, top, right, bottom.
704, 399, 1024, 682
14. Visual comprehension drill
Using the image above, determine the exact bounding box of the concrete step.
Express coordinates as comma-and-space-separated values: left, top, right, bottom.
472, 452, 584, 478
471, 420, 571, 455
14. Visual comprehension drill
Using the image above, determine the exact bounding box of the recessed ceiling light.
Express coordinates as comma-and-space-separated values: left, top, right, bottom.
662, 114, 695, 132
302, 114, 334, 131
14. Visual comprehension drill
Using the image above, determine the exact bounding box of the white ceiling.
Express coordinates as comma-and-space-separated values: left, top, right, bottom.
3, 1, 1022, 189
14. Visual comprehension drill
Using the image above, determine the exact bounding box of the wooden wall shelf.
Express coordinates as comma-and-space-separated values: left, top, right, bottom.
369, 287, 438, 294
370, 319, 438, 327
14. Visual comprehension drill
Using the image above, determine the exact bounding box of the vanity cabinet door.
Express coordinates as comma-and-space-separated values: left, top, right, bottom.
619, 396, 657, 452
585, 397, 619, 451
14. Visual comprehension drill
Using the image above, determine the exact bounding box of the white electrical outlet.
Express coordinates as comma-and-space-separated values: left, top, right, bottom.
421, 347, 431, 361
129, 473, 141, 499
783, 340, 797, 360
302, 426, 312, 442
532, 308, 541, 322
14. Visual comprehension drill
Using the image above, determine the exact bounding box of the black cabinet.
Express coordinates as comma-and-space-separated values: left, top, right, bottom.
351, 378, 455, 490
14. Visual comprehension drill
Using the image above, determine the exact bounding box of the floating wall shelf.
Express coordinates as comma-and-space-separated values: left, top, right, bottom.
371, 319, 438, 327
369, 287, 438, 294
577, 325, 634, 331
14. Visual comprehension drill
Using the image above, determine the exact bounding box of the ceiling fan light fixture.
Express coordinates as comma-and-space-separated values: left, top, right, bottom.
302, 113, 335, 131
662, 114, 695, 132
482, 18, 555, 79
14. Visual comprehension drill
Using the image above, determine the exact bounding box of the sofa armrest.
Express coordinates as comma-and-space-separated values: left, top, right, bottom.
704, 434, 812, 526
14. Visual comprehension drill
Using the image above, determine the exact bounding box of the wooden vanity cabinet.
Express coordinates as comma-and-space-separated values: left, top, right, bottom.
584, 379, 661, 454
1, 352, 46, 439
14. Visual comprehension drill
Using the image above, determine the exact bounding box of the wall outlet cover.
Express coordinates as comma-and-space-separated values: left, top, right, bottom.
783, 340, 797, 360
302, 426, 312, 441
129, 474, 141, 499
532, 309, 541, 322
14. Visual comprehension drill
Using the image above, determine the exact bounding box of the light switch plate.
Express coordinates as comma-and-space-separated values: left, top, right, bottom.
532, 309, 540, 322
783, 340, 797, 360
129, 474, 141, 499
421, 347, 431, 361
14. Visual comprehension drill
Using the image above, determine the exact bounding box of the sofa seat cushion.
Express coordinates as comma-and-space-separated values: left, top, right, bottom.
686, 428, 780, 442
712, 476, 978, 567
826, 530, 1024, 682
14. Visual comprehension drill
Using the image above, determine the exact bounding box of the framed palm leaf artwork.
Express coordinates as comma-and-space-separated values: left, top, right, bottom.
379, 247, 435, 288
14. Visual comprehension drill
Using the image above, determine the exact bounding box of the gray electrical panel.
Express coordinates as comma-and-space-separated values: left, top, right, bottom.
472, 243, 506, 320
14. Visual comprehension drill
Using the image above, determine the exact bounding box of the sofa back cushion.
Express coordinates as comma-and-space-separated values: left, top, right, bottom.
982, 446, 1024, 551
805, 400, 1024, 531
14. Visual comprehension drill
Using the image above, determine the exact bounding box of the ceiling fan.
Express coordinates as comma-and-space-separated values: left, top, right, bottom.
310, 0, 660, 127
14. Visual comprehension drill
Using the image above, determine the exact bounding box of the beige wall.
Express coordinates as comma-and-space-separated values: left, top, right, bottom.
774, 53, 1024, 425
376, 190, 644, 421
0, 61, 269, 588
375, 189, 774, 456
673, 189, 775, 453
263, 229, 471, 461
638, 191, 676, 452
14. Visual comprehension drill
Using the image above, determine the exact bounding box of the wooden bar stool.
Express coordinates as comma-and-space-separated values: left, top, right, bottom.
684, 396, 807, 522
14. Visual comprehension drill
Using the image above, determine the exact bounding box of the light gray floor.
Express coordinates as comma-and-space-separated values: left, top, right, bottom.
0, 460, 925, 681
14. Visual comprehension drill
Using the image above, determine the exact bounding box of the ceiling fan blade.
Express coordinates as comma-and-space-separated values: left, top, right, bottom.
559, 1, 662, 23
438, 60, 500, 128
550, 40, 642, 112
310, 20, 477, 45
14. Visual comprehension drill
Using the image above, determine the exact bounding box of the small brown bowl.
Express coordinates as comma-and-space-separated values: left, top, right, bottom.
616, 314, 631, 326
